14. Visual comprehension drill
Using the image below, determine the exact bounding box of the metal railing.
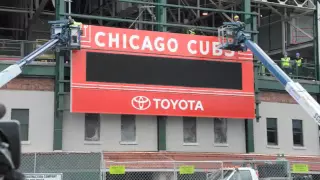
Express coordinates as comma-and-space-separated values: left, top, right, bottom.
0, 39, 317, 81
0, 39, 55, 62
257, 59, 316, 81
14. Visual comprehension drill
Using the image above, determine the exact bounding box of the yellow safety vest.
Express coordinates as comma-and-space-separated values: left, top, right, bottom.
296, 58, 303, 67
71, 21, 82, 28
281, 57, 290, 67
188, 29, 195, 35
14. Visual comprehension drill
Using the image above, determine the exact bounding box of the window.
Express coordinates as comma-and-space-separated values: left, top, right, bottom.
267, 118, 278, 145
84, 113, 100, 141
121, 115, 136, 142
183, 117, 197, 143
11, 109, 29, 141
292, 119, 304, 146
214, 118, 228, 144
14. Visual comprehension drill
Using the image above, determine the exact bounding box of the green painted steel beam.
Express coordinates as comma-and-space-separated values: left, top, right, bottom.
155, 0, 167, 151
0, 63, 55, 77
157, 117, 167, 151
118, 0, 259, 15
61, 13, 259, 34
252, 13, 261, 124
156, 0, 167, 32
243, 0, 255, 153
314, 4, 319, 81
53, 0, 65, 151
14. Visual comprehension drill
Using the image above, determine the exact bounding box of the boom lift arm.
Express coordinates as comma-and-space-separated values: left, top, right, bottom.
0, 17, 82, 88
218, 22, 320, 125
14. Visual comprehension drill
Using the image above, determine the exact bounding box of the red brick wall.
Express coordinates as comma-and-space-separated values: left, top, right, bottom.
259, 91, 317, 104
0, 78, 54, 91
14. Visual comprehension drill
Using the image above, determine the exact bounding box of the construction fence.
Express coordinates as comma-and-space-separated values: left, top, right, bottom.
20, 152, 320, 180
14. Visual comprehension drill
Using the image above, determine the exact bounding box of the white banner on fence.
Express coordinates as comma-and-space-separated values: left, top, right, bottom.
24, 173, 63, 180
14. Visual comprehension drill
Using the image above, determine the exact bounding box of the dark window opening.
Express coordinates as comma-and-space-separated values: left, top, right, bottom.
267, 118, 278, 145
292, 119, 303, 146
11, 109, 29, 141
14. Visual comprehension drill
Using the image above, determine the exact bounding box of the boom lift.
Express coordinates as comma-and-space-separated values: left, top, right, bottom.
0, 17, 81, 88
218, 22, 320, 126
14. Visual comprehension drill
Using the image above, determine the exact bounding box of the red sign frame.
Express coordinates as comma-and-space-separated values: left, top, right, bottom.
71, 25, 255, 119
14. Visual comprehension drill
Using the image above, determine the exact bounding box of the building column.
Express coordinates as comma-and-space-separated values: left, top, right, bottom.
156, 0, 167, 151
157, 116, 167, 151
53, 0, 65, 150
244, 0, 255, 153
315, 2, 320, 81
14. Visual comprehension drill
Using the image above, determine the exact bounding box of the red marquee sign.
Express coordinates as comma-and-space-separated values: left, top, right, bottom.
71, 25, 255, 119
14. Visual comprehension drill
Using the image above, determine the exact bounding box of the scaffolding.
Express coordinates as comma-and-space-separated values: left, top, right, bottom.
0, 0, 316, 61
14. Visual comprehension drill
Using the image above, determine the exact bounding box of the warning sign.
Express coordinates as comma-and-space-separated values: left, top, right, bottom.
109, 165, 126, 174
24, 173, 62, 180
179, 165, 195, 174
292, 164, 309, 173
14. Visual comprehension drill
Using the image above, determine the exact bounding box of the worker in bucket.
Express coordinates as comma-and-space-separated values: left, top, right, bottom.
233, 15, 245, 27
233, 15, 246, 51
68, 16, 82, 45
187, 28, 196, 35
68, 16, 82, 28
234, 15, 240, 22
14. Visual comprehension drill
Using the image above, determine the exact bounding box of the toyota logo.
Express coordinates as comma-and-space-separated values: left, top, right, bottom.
131, 96, 151, 110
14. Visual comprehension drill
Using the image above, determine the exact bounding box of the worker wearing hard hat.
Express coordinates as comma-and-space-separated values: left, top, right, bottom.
69, 16, 82, 28
281, 52, 292, 75
67, 16, 83, 48
234, 15, 240, 22
233, 15, 246, 28
294, 52, 303, 78
232, 15, 246, 50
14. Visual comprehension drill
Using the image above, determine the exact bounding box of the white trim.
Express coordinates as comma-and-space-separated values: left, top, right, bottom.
214, 143, 229, 147
266, 145, 280, 149
71, 84, 254, 97
21, 141, 31, 145
84, 141, 102, 145
292, 146, 307, 150
119, 141, 138, 145
183, 143, 199, 146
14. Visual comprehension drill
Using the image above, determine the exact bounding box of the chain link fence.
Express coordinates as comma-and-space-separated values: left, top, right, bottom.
19, 153, 320, 180
104, 161, 224, 180
20, 152, 103, 180
0, 39, 56, 62
290, 161, 320, 180
103, 160, 293, 180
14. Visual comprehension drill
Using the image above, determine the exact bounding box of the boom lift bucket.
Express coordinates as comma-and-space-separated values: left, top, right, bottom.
50, 19, 82, 50
217, 22, 250, 52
